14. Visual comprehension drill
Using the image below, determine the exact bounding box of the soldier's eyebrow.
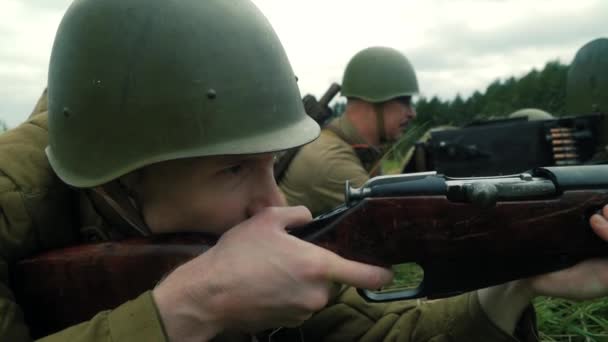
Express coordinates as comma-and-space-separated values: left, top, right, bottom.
213, 154, 272, 166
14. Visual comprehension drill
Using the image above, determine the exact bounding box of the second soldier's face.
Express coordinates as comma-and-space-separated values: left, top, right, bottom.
383, 98, 416, 141
136, 153, 285, 236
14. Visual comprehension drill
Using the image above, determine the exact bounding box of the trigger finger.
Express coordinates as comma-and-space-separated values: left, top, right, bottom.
590, 213, 608, 241
327, 255, 394, 290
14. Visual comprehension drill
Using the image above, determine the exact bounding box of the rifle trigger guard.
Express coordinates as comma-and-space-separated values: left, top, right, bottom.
356, 284, 425, 302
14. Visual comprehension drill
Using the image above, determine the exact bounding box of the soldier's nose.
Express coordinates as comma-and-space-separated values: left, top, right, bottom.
246, 178, 285, 218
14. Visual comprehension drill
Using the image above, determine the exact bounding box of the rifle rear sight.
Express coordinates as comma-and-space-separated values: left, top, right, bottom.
346, 171, 557, 208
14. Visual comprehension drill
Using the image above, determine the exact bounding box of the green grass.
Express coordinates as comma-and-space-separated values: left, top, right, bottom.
390, 263, 424, 289
381, 159, 404, 175
534, 297, 608, 341
390, 264, 608, 341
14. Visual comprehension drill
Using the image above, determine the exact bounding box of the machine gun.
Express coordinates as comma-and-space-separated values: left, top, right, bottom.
403, 113, 606, 177
12, 165, 608, 337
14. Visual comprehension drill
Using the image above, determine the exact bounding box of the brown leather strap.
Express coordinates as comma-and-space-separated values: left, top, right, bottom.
87, 180, 151, 238
514, 304, 540, 342
256, 327, 305, 342
274, 149, 300, 182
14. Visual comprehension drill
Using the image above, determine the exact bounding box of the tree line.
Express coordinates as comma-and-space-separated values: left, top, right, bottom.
332, 60, 569, 128
415, 60, 568, 127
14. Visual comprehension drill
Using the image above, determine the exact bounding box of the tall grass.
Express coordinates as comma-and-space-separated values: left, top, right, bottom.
390, 264, 608, 341
535, 297, 608, 341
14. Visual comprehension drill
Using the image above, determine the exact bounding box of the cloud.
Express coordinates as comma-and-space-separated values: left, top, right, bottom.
0, 1, 70, 126
0, 0, 606, 128
12, 0, 72, 12
253, 0, 606, 103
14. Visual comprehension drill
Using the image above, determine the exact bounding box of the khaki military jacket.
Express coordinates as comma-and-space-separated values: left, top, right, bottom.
280, 116, 375, 216
0, 112, 535, 341
0, 113, 166, 341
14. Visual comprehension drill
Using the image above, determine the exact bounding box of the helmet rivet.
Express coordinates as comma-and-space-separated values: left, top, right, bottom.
207, 89, 217, 99
63, 107, 71, 118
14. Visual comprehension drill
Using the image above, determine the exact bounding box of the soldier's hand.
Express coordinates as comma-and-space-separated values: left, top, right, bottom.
590, 204, 608, 241
478, 204, 608, 335
152, 206, 393, 341
525, 204, 608, 300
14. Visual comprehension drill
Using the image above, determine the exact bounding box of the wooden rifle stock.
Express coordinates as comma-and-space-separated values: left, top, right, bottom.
12, 165, 608, 337
12, 235, 213, 337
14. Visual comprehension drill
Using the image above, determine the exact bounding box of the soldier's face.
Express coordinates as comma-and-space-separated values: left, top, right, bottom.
383, 98, 416, 141
136, 153, 285, 236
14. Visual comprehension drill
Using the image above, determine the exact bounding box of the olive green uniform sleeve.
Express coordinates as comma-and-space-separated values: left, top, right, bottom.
38, 291, 166, 342
280, 130, 369, 216
0, 113, 76, 341
302, 286, 536, 342
0, 113, 168, 341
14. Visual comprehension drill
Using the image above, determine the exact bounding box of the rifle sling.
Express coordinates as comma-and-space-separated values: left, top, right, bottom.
86, 181, 152, 238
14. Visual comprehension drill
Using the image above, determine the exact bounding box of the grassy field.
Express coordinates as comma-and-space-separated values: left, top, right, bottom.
535, 297, 608, 341
389, 264, 608, 341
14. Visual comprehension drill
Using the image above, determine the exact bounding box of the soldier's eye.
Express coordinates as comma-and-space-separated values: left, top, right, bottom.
226, 165, 243, 175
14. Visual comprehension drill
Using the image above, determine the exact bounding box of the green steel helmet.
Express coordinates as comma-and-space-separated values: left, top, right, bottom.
508, 108, 554, 121
567, 37, 608, 113
341, 46, 419, 103
46, 0, 319, 188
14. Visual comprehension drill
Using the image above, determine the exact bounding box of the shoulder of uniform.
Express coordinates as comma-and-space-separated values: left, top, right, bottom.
295, 130, 359, 167
319, 129, 359, 154
0, 112, 56, 194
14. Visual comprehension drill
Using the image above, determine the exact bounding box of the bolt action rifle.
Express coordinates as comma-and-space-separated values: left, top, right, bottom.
274, 83, 342, 181
12, 165, 608, 337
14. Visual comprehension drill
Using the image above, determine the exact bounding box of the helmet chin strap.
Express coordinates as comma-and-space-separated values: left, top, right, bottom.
87, 180, 152, 238
373, 103, 387, 144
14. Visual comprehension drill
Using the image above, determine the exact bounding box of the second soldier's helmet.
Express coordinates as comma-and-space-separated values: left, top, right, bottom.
46, 0, 319, 188
567, 37, 608, 113
508, 108, 554, 121
341, 47, 419, 103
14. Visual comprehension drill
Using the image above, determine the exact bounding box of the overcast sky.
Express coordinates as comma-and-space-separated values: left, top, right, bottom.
1, 0, 606, 128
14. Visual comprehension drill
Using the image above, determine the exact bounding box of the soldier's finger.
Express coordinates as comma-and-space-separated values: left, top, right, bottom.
326, 255, 393, 290
328, 282, 344, 300
270, 206, 313, 231
590, 213, 608, 241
